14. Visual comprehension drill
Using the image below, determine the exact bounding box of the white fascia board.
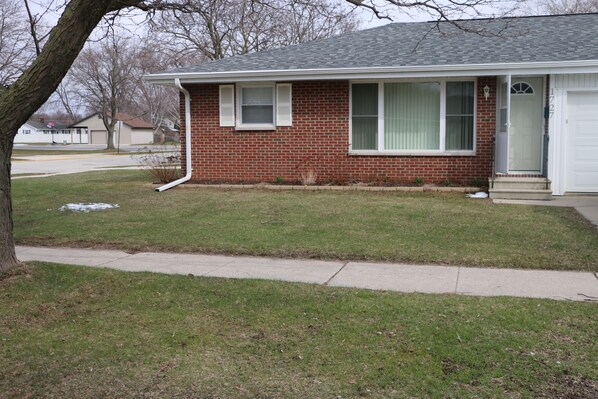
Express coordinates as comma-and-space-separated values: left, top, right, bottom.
20, 122, 37, 130
144, 60, 598, 85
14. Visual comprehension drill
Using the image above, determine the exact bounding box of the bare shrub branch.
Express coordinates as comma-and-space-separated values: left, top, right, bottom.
133, 145, 182, 183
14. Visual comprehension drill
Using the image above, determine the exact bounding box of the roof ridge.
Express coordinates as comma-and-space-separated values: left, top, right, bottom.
149, 12, 598, 78
446, 11, 598, 23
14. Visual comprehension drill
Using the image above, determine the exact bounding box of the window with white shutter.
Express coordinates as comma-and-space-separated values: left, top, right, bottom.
276, 83, 292, 126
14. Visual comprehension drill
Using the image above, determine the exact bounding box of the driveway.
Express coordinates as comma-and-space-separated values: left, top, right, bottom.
494, 196, 598, 227
11, 153, 142, 178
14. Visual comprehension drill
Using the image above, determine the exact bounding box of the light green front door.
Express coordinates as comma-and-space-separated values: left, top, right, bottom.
509, 77, 544, 172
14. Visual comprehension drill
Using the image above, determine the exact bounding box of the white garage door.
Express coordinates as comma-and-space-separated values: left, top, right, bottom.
566, 92, 598, 192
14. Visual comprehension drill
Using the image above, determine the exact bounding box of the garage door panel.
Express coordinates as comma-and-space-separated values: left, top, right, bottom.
571, 145, 598, 161
570, 172, 598, 190
566, 92, 598, 193
574, 121, 598, 137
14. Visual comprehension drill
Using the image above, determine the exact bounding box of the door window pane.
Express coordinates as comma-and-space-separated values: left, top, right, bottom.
384, 82, 440, 150
352, 83, 378, 150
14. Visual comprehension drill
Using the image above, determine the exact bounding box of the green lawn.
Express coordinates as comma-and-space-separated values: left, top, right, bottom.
12, 170, 598, 271
1, 263, 596, 398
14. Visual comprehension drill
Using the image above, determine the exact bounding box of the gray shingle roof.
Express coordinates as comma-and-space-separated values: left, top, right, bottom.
26, 120, 70, 130
159, 13, 598, 75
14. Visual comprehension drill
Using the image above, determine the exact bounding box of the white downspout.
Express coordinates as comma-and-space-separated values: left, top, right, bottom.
156, 78, 192, 192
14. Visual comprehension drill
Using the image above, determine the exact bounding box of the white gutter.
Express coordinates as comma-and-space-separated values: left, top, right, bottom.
156, 78, 192, 192
144, 60, 598, 85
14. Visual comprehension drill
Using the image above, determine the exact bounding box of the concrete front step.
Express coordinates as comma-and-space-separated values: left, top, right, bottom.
489, 177, 551, 190
489, 188, 553, 201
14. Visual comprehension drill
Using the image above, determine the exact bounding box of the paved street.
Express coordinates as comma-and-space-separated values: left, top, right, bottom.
16, 246, 598, 302
13, 143, 157, 152
11, 153, 142, 177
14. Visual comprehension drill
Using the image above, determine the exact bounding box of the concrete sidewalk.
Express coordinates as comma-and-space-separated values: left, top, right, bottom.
16, 246, 598, 302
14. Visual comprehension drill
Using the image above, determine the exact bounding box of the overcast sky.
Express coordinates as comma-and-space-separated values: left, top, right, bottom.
28, 0, 533, 34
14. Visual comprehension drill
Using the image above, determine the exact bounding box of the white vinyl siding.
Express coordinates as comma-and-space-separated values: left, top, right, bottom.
350, 79, 476, 155
548, 73, 598, 195
552, 73, 598, 89
219, 85, 235, 127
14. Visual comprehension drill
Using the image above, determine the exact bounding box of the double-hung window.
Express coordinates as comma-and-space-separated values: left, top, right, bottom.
350, 79, 475, 154
220, 83, 292, 129
239, 85, 275, 126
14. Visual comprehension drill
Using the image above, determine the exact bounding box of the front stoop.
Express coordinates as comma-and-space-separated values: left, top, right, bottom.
488, 177, 552, 200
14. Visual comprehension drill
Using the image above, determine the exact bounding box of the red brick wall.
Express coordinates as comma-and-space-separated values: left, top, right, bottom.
181, 77, 496, 185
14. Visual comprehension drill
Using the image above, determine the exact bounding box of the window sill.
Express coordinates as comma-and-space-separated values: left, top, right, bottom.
348, 150, 476, 157
235, 124, 276, 131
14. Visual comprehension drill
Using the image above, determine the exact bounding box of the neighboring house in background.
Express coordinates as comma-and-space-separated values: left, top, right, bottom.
15, 119, 85, 144
154, 117, 181, 143
147, 13, 598, 198
69, 112, 155, 146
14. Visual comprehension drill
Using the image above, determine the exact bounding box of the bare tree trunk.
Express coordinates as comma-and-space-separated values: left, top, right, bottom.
106, 126, 116, 149
0, 134, 19, 272
0, 0, 141, 272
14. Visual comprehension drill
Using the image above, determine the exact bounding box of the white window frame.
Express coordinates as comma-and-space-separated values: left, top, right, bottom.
349, 77, 477, 156
511, 81, 535, 95
236, 83, 276, 130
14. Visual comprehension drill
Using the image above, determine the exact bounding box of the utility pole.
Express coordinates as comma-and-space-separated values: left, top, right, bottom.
47, 121, 55, 144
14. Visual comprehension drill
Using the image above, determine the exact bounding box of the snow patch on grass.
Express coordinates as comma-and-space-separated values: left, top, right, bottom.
58, 203, 120, 212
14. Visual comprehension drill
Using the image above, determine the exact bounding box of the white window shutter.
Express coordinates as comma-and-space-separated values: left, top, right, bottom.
276, 83, 292, 126
219, 85, 235, 127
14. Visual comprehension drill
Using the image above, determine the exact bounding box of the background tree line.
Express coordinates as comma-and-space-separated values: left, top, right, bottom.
7, 0, 358, 148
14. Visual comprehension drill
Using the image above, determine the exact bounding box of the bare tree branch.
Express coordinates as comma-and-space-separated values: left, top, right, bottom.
0, 0, 34, 86
524, 0, 598, 14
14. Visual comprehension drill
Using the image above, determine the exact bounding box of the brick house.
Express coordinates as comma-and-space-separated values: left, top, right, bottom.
147, 13, 598, 198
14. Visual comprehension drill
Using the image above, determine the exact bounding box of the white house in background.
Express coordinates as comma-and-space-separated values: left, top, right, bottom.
69, 112, 155, 146
15, 119, 87, 144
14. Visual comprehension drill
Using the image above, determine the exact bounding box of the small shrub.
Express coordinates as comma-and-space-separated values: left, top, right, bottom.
295, 156, 319, 186
132, 145, 181, 184
471, 178, 483, 187
299, 169, 318, 186
442, 179, 451, 187
276, 176, 284, 184
415, 177, 423, 185
373, 174, 391, 186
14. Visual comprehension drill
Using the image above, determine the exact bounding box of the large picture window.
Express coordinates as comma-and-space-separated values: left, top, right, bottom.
350, 79, 476, 154
385, 82, 440, 150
